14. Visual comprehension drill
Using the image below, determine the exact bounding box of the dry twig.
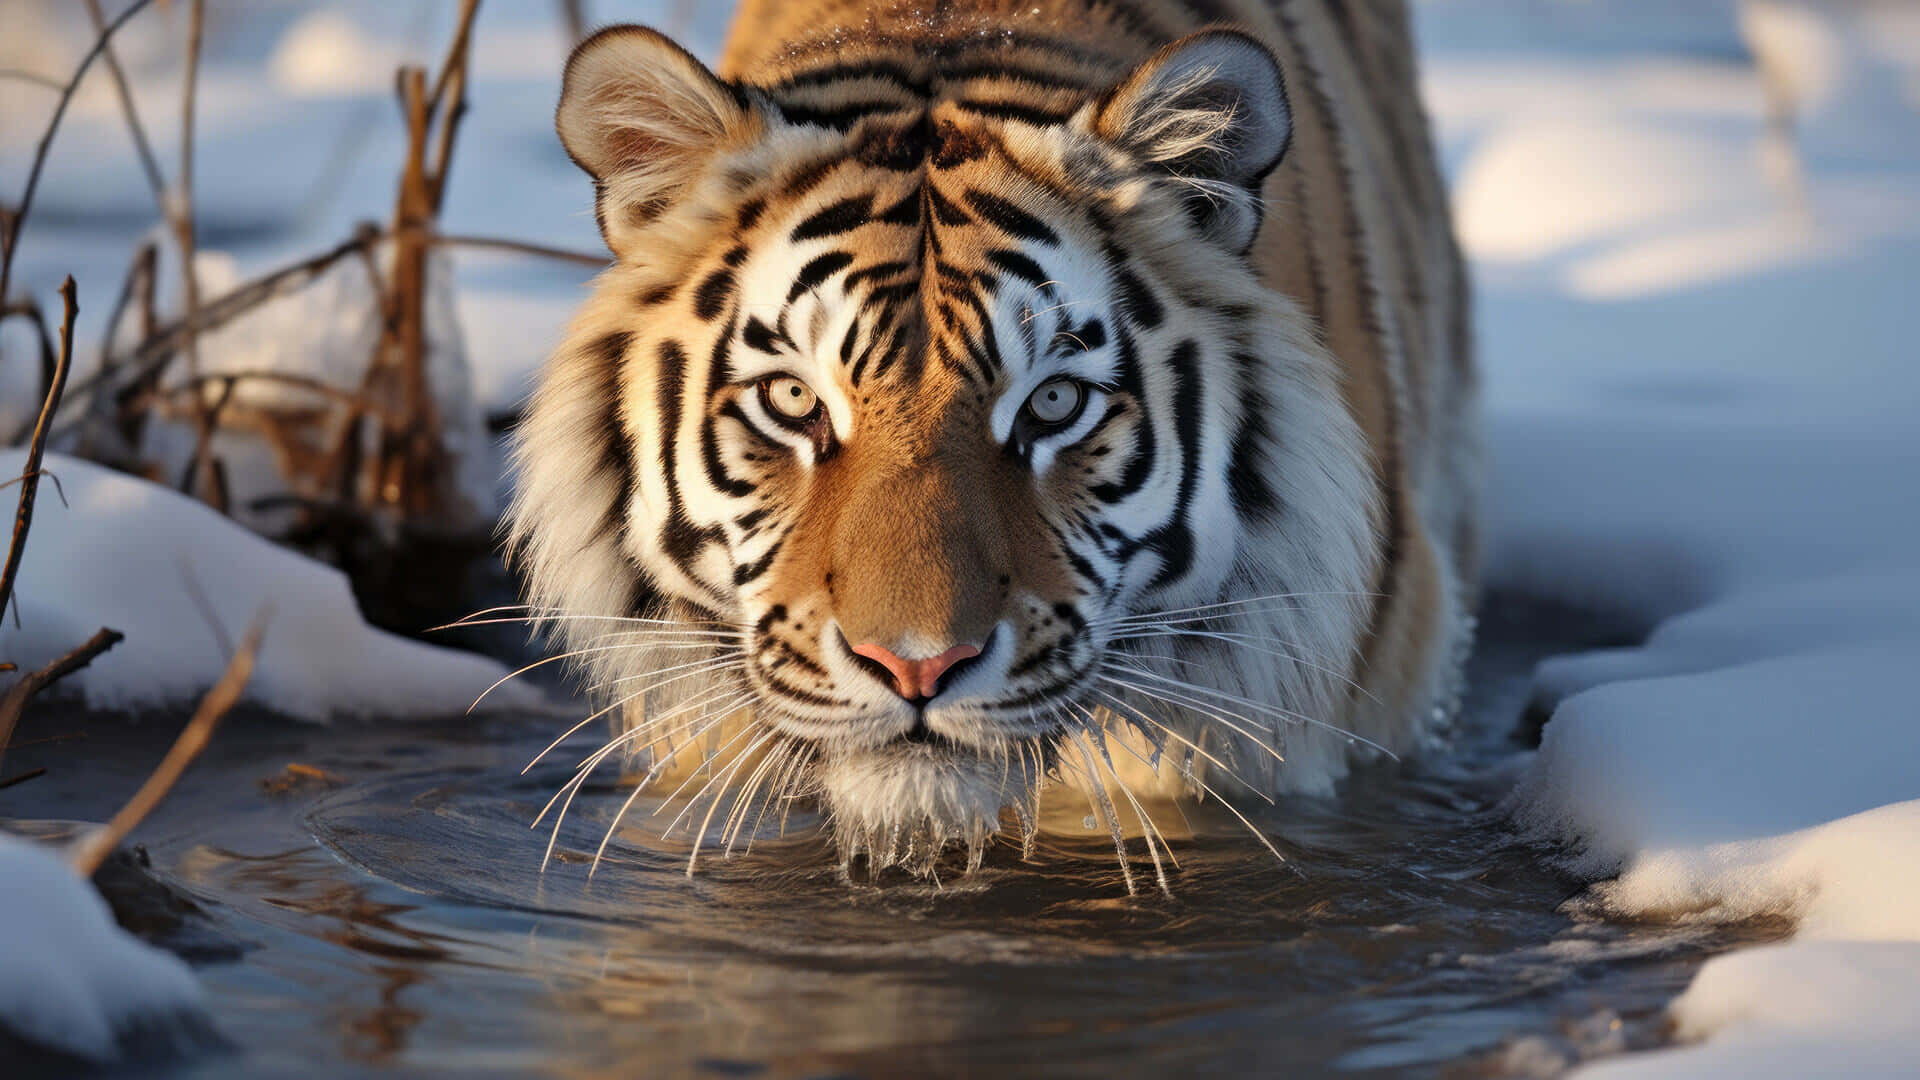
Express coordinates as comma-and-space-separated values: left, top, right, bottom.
0, 0, 157, 313
174, 0, 218, 506
81, 0, 168, 205
0, 628, 123, 777
68, 617, 264, 877
0, 297, 57, 404
1, 278, 79, 622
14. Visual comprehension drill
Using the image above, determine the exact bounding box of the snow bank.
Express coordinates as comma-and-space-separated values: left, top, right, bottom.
1420, 0, 1920, 1072
1518, 640, 1920, 876
1577, 941, 1920, 1079
0, 832, 207, 1063
0, 450, 541, 719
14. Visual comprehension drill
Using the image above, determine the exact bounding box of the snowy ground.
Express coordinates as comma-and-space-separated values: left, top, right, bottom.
2, 0, 1918, 1074
1417, 1, 1920, 1075
0, 833, 208, 1064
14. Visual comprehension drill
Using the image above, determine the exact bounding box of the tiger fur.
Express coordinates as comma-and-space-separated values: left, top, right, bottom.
507, 0, 1478, 883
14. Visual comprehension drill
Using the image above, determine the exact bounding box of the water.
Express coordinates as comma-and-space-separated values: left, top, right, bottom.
2, 592, 1786, 1077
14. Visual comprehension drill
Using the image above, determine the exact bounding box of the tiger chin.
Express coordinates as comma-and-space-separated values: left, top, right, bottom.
507, 0, 1479, 889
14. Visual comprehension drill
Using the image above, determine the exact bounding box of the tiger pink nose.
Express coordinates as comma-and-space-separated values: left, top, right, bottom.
849, 642, 982, 701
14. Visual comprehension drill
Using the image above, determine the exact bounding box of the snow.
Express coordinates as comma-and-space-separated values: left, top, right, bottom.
0, 449, 542, 719
1577, 942, 1920, 1080
0, 832, 207, 1063
1419, 0, 1920, 1073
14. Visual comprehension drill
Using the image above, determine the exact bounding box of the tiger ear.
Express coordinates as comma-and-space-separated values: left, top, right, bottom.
556, 26, 765, 254
1091, 30, 1292, 252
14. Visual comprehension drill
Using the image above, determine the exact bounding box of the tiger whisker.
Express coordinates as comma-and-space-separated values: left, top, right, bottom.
651, 720, 769, 833
1102, 662, 1397, 760
681, 729, 780, 876
1098, 667, 1289, 766
1088, 687, 1270, 802
435, 604, 733, 631
531, 687, 751, 830
469, 638, 727, 714
525, 674, 747, 776
745, 739, 812, 851
583, 656, 749, 697
540, 704, 742, 873
721, 737, 792, 857
1073, 722, 1175, 894
589, 719, 769, 877
1066, 730, 1137, 895
1096, 590, 1382, 625
1110, 627, 1374, 701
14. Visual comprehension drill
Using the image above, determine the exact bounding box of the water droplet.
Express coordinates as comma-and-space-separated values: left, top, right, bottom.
1081, 814, 1098, 831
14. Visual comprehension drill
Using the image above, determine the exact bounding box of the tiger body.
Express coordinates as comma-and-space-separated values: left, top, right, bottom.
509, 0, 1477, 880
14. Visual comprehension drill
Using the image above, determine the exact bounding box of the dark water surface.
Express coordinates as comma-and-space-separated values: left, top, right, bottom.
5, 594, 1783, 1078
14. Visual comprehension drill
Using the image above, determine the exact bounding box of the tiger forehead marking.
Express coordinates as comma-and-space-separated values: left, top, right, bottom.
509, 0, 1478, 885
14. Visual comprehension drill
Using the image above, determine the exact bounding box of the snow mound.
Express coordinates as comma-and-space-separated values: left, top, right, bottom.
1577, 941, 1920, 1079
0, 450, 541, 719
1431, 0, 1920, 1072
1516, 636, 1920, 876
0, 832, 207, 1063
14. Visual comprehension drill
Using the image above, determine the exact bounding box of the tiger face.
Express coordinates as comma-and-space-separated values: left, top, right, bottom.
511, 26, 1379, 874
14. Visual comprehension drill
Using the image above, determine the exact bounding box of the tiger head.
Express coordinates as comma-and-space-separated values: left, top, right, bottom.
509, 26, 1376, 875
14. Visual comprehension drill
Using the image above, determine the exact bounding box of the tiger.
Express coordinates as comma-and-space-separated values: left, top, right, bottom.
506, 0, 1478, 887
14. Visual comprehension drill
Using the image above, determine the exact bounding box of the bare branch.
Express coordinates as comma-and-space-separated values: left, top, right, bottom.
0, 0, 158, 314
0, 767, 47, 791
433, 232, 606, 268
82, 0, 168, 205
68, 617, 264, 877
0, 628, 123, 777
17, 226, 384, 446
176, 0, 214, 503
0, 278, 78, 623
0, 297, 58, 404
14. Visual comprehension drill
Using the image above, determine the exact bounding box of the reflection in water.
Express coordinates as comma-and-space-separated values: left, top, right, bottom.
9, 594, 1784, 1077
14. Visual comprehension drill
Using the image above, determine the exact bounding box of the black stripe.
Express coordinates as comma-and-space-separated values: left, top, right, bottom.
700, 381, 756, 501
964, 189, 1059, 245
953, 99, 1073, 126
733, 536, 784, 586
843, 260, 912, 292
788, 251, 856, 303
655, 340, 718, 572
1227, 356, 1280, 521
850, 302, 901, 385
1106, 247, 1164, 329
742, 316, 784, 355
986, 249, 1050, 290
693, 268, 735, 321
780, 101, 912, 130
585, 331, 636, 549
1089, 328, 1154, 503
790, 194, 875, 242
1142, 341, 1204, 589
876, 192, 921, 225
926, 184, 972, 226
774, 60, 931, 94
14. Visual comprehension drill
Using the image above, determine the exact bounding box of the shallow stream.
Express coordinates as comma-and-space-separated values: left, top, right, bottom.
3, 592, 1784, 1077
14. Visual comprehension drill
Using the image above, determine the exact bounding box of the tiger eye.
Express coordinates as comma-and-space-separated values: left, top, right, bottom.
764, 376, 820, 420
1025, 378, 1082, 425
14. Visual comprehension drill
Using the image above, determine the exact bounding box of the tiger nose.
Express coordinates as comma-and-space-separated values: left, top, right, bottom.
849, 641, 983, 702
